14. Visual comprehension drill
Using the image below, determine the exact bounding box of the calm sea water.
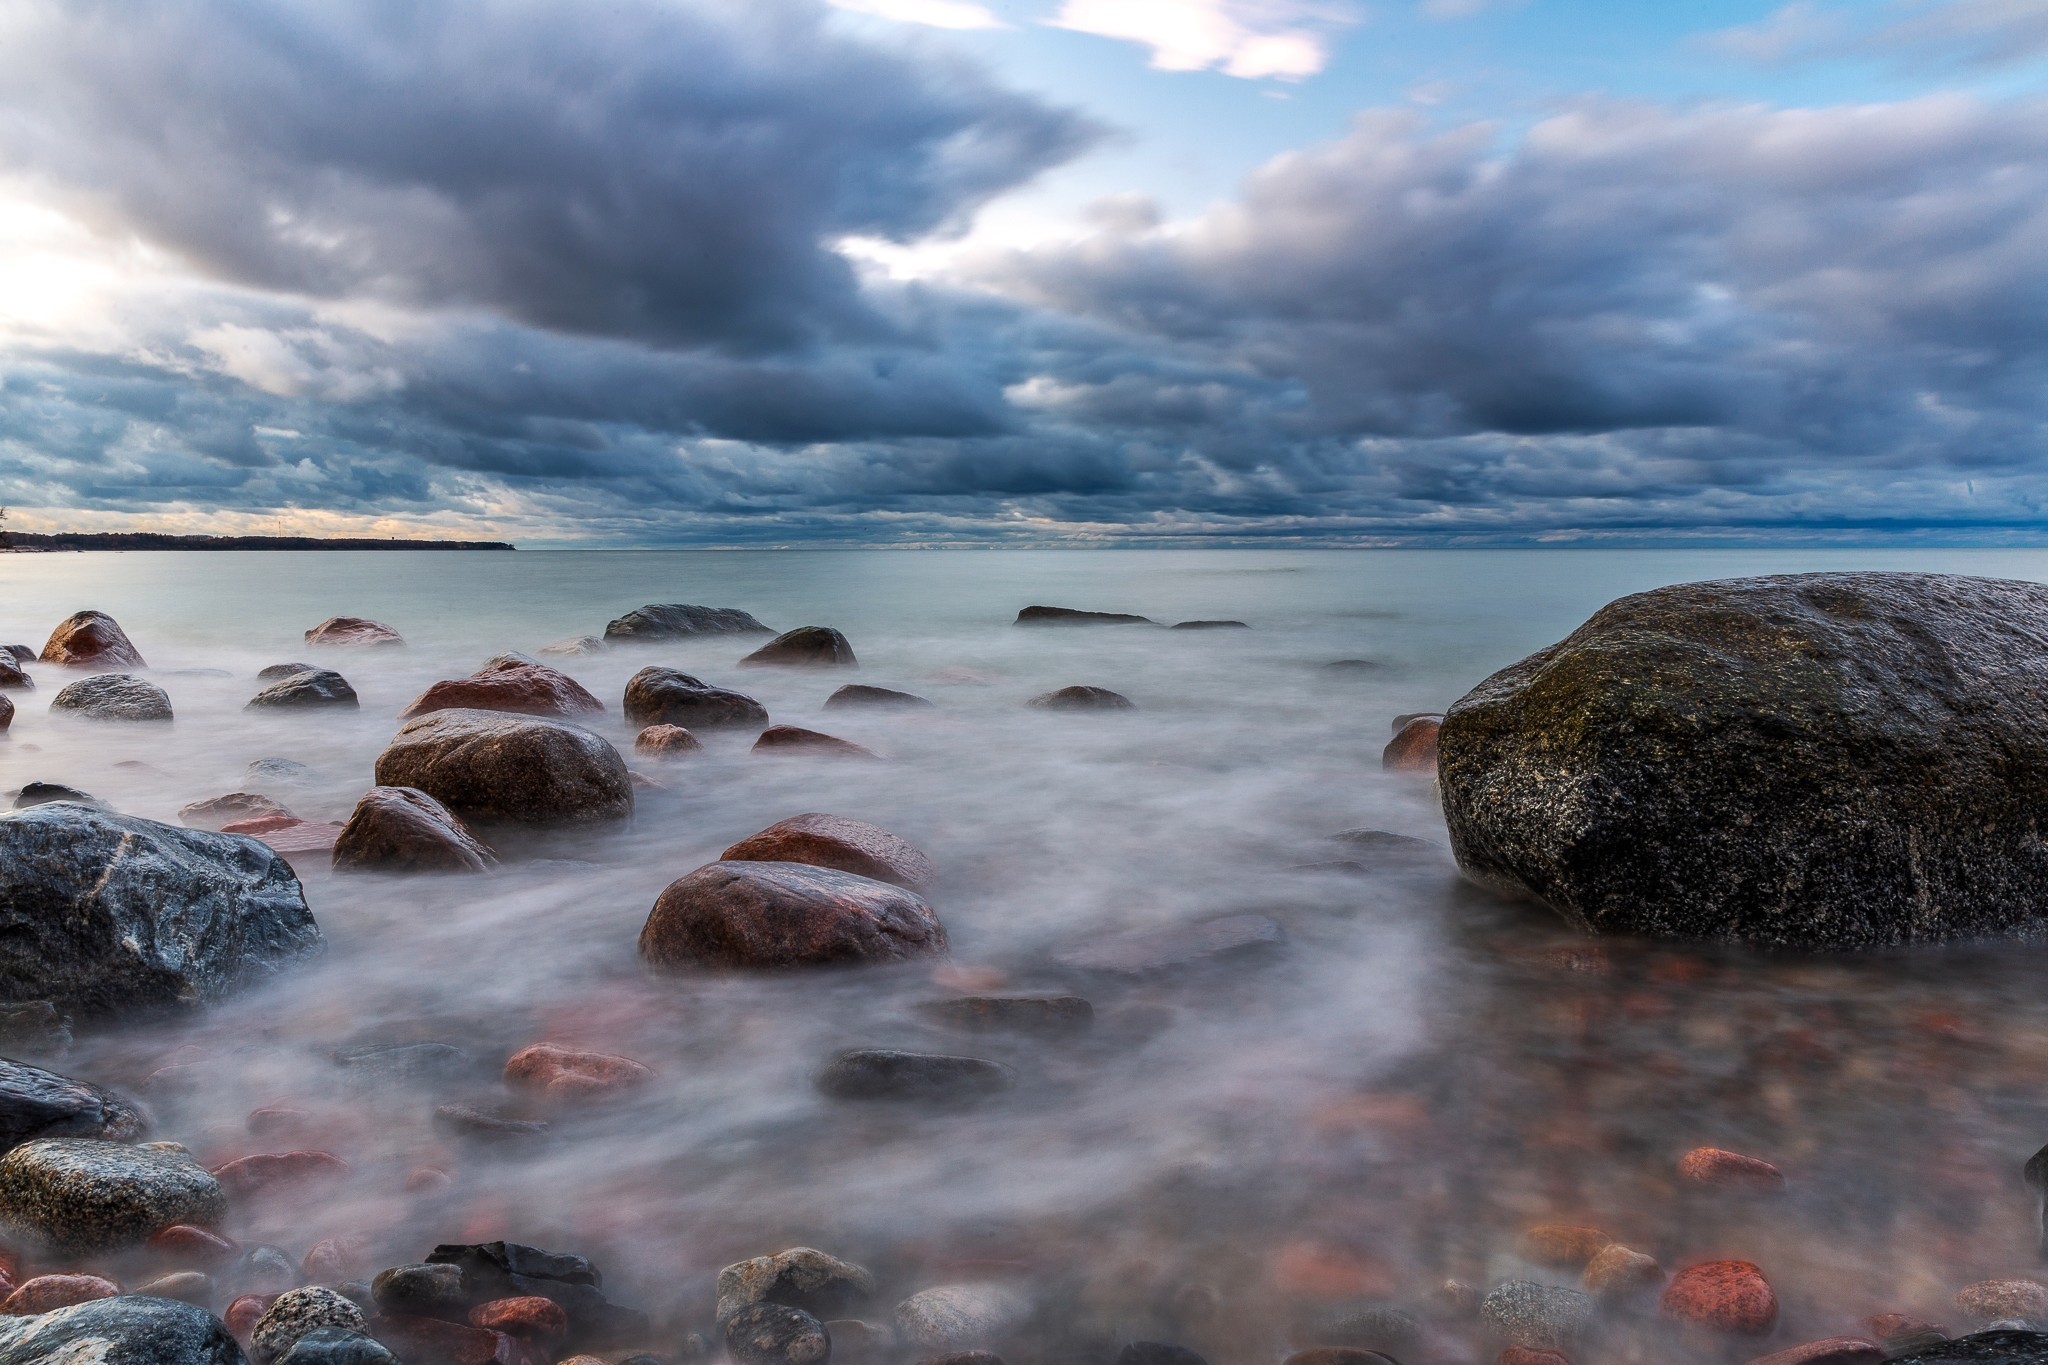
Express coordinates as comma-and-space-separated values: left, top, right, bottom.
5, 546, 2048, 1361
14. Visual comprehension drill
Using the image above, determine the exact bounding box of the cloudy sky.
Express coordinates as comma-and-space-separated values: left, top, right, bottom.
0, 0, 2044, 544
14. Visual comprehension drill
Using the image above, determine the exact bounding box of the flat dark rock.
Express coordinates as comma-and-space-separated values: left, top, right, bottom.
814, 1049, 1016, 1101
604, 603, 773, 642
12, 783, 96, 810
1055, 914, 1283, 974
1321, 659, 1384, 673
247, 668, 358, 710
0, 1295, 243, 1363
624, 666, 768, 730
1015, 605, 1154, 626
0, 1057, 148, 1154
824, 684, 933, 710
1027, 685, 1134, 711
1171, 620, 1248, 630
1887, 1332, 2048, 1364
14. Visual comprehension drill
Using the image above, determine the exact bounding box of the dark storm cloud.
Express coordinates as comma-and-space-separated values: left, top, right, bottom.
0, 0, 1094, 351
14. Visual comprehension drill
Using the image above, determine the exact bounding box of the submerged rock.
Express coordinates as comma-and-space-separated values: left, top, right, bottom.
634, 723, 703, 757
1440, 573, 2048, 947
723, 814, 936, 890
12, 781, 96, 809
717, 1247, 876, 1323
916, 995, 1093, 1035
623, 666, 768, 730
331, 786, 497, 873
424, 1239, 648, 1341
276, 1328, 402, 1365
640, 861, 947, 969
39, 610, 146, 668
1055, 914, 1282, 974
0, 1056, 148, 1153
1014, 606, 1153, 626
0, 1137, 225, 1252
753, 725, 877, 758
815, 1049, 1015, 1101
180, 792, 293, 830
604, 603, 773, 642
541, 635, 608, 656
258, 662, 317, 681
373, 708, 632, 826
824, 684, 933, 710
894, 1284, 1030, 1350
726, 1303, 830, 1365
1027, 685, 1133, 711
51, 673, 173, 721
0, 804, 320, 1015
1172, 620, 1248, 630
1480, 1281, 1593, 1350
1381, 716, 1439, 773
0, 1295, 243, 1363
1660, 1260, 1778, 1335
503, 1043, 652, 1102
247, 669, 359, 710
304, 617, 403, 648
740, 626, 858, 669
399, 652, 603, 720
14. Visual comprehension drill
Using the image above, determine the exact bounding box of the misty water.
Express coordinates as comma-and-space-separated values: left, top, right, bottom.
7, 545, 2048, 1363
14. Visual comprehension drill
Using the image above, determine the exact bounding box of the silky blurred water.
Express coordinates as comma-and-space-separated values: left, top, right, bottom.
5, 546, 2048, 1362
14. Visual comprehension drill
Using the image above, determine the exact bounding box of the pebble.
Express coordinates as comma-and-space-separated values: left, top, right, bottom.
229, 1244, 304, 1298
725, 1303, 831, 1365
1955, 1280, 2048, 1327
148, 1223, 238, 1266
825, 684, 934, 709
275, 1328, 404, 1365
1480, 1281, 1593, 1350
752, 724, 879, 758
717, 1246, 877, 1322
894, 1284, 1031, 1350
0, 1054, 149, 1152
815, 1050, 1017, 1101
134, 1269, 215, 1303
722, 812, 938, 892
374, 1315, 518, 1365
303, 1234, 371, 1283
1660, 1261, 1779, 1335
635, 723, 703, 756
1382, 716, 1440, 771
212, 1150, 351, 1198
49, 673, 174, 721
1678, 1146, 1786, 1190
227, 1293, 277, 1337
1027, 685, 1134, 711
503, 1042, 653, 1101
1742, 1337, 1885, 1365
1, 1273, 120, 1313
469, 1294, 569, 1342
1581, 1244, 1663, 1301
251, 1286, 369, 1364
1516, 1225, 1612, 1269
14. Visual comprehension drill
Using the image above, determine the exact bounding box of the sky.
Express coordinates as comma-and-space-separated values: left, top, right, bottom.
0, 0, 2044, 545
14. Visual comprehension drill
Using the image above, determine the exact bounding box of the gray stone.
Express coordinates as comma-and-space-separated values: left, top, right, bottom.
228, 1245, 302, 1298
248, 670, 358, 710
894, 1284, 1030, 1350
0, 804, 321, 1015
0, 1138, 225, 1252
1014, 606, 1153, 626
252, 1287, 366, 1364
333, 1042, 471, 1079
824, 684, 933, 710
717, 1247, 876, 1322
0, 657, 30, 691
1479, 1280, 1592, 1350
51, 673, 172, 721
604, 604, 773, 642
815, 1050, 1015, 1102
1440, 572, 2048, 947
726, 1303, 830, 1365
915, 996, 1093, 1036
0, 1295, 242, 1363
12, 782, 96, 809
373, 708, 632, 826
1886, 1332, 2048, 1364
276, 1329, 401, 1365
623, 666, 769, 730
0, 1056, 148, 1153
1027, 686, 1133, 711
371, 1262, 466, 1317
739, 627, 858, 669
258, 663, 317, 681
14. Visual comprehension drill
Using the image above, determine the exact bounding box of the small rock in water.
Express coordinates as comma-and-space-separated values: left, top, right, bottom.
916, 995, 1093, 1036
725, 1303, 830, 1365
1581, 1244, 1663, 1301
372, 1316, 515, 1364
150, 1223, 240, 1266
1517, 1225, 1612, 1269
425, 1239, 649, 1342
10, 782, 96, 809
753, 725, 878, 758
717, 1247, 876, 1322
825, 684, 933, 709
1884, 1330, 2048, 1363
894, 1284, 1030, 1350
1293, 1304, 1421, 1357
0, 1055, 147, 1153
2, 1274, 120, 1314
469, 1294, 569, 1343
1171, 620, 1248, 630
374, 708, 633, 826
332, 786, 497, 874
1743, 1337, 1886, 1365
226, 817, 346, 860
623, 666, 769, 730
541, 636, 608, 656
180, 792, 294, 830
604, 603, 773, 642
373, 1262, 468, 1317
304, 616, 403, 648
1956, 1281, 2048, 1328
503, 1043, 653, 1102
258, 663, 318, 681
50, 673, 173, 721
1480, 1281, 1593, 1350
1678, 1146, 1785, 1190
247, 669, 359, 710
739, 626, 858, 669
1027, 685, 1134, 711
815, 1050, 1015, 1101
0, 1295, 243, 1359
1322, 660, 1383, 674
1660, 1261, 1779, 1336
1867, 1314, 1949, 1354
211, 1150, 350, 1200
399, 652, 605, 720
0, 656, 31, 691
635, 724, 703, 757
251, 1286, 369, 1364
640, 861, 947, 969
0, 1137, 224, 1251
1381, 715, 1439, 772
228, 1245, 304, 1298
133, 1269, 214, 1304
722, 813, 936, 891
1055, 914, 1282, 975
433, 1103, 548, 1139
1014, 606, 1153, 626
276, 1328, 404, 1365
39, 610, 146, 668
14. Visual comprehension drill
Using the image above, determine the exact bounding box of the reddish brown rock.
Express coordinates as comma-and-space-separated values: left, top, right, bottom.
3, 1273, 120, 1313
399, 653, 604, 720
332, 786, 497, 873
0, 695, 12, 733
222, 815, 345, 858
225, 1293, 275, 1339
179, 792, 293, 831
752, 725, 878, 758
1743, 1337, 1884, 1365
739, 626, 858, 669
304, 1233, 371, 1284
722, 813, 937, 892
1582, 1244, 1663, 1300
148, 1223, 238, 1266
1517, 1225, 1611, 1269
469, 1294, 568, 1342
376, 1316, 518, 1364
1382, 715, 1440, 772
39, 611, 146, 668
503, 1043, 653, 1101
1955, 1278, 2048, 1325
635, 724, 703, 757
373, 709, 633, 826
640, 860, 947, 969
1864, 1314, 1946, 1351
405, 1165, 452, 1194
211, 1150, 351, 1199
1678, 1147, 1785, 1190
305, 616, 403, 648
1660, 1261, 1778, 1336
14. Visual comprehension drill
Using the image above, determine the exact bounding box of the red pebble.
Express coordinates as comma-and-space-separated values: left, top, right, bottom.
469, 1295, 568, 1341
1743, 1337, 1885, 1365
1677, 1146, 1786, 1190
1383, 716, 1440, 772
376, 1316, 519, 1365
147, 1223, 238, 1266
3, 1274, 118, 1314
1661, 1260, 1779, 1335
1501, 1350, 1572, 1365
211, 1150, 351, 1197
304, 1233, 371, 1283
225, 1294, 275, 1339
503, 1043, 653, 1101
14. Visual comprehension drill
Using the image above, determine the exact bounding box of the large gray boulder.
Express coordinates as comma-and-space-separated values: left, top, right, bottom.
373, 709, 632, 826
1439, 572, 2048, 947
0, 1140, 225, 1252
51, 673, 172, 721
0, 1295, 243, 1362
604, 604, 772, 642
0, 804, 321, 1014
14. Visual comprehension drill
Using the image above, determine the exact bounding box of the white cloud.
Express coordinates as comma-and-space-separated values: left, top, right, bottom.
1708, 0, 2048, 67
1418, 0, 1526, 19
1048, 0, 1357, 80
827, 0, 1007, 28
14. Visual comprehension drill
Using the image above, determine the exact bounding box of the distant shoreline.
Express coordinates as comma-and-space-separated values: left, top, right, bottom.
0, 532, 515, 552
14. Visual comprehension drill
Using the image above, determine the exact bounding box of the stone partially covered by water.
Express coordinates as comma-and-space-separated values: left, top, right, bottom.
51, 672, 173, 721
250, 1287, 368, 1364
739, 626, 859, 669
814, 1049, 1015, 1101
717, 1247, 877, 1323
1441, 572, 2048, 947
423, 1239, 648, 1342
39, 609, 147, 669
398, 652, 604, 720
304, 617, 403, 648
275, 1329, 401, 1365
641, 861, 947, 969
0, 1137, 225, 1252
331, 786, 498, 874
623, 666, 769, 730
373, 708, 632, 826
246, 668, 359, 710
604, 603, 773, 642
1887, 1333, 2048, 1364
0, 1295, 243, 1364
722, 813, 937, 891
0, 804, 321, 1015
0, 1056, 149, 1153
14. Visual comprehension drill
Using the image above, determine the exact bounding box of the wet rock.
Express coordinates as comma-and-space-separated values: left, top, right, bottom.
247, 669, 359, 711
1679, 1146, 1785, 1190
180, 792, 294, 830
1743, 1338, 1885, 1365
304, 617, 403, 648
0, 695, 12, 731
623, 667, 768, 730
399, 653, 604, 721
1014, 607, 1153, 626
725, 1303, 830, 1365
0, 1137, 224, 1252
372, 1316, 515, 1364
1330, 830, 1441, 864
1438, 572, 2048, 946
1660, 1261, 1778, 1335
1027, 686, 1133, 711
252, 1287, 368, 1363
226, 1295, 274, 1338
276, 1328, 403, 1365
1868, 1315, 1948, 1354
814, 1049, 1015, 1101
604, 604, 773, 642
1517, 1225, 1611, 1269
722, 813, 936, 891
825, 685, 933, 710
425, 1240, 647, 1342
1381, 716, 1439, 773
716, 1247, 876, 1322
258, 663, 317, 681
1480, 1281, 1593, 1350
135, 1271, 214, 1304
1956, 1281, 2048, 1328
0, 804, 320, 1015
11, 782, 96, 809
1118, 1346, 1211, 1365
1055, 914, 1282, 975
229, 1246, 303, 1298
540, 636, 608, 657
211, 1150, 350, 1199
1581, 1245, 1662, 1301
373, 1262, 467, 1317
640, 861, 947, 969
894, 1285, 1030, 1350
3, 1273, 120, 1313
1172, 620, 1248, 630
373, 708, 632, 826
0, 1294, 243, 1362
635, 724, 703, 757
503, 1043, 652, 1101
753, 725, 877, 758
916, 995, 1093, 1035
0, 1056, 148, 1153
1886, 1331, 2048, 1363
469, 1295, 567, 1342
0, 658, 29, 691
433, 1104, 547, 1139
302, 1236, 370, 1285
227, 818, 345, 860
0, 646, 29, 664
2024, 1143, 2048, 1259
740, 627, 858, 669
151, 1223, 238, 1266
332, 786, 497, 874
333, 1042, 471, 1079
39, 610, 146, 668
1296, 1305, 1421, 1356
51, 673, 173, 721
825, 1319, 893, 1362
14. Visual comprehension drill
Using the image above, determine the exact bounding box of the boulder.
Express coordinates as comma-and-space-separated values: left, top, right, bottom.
251, 1287, 368, 1364
0, 656, 29, 690
717, 1248, 875, 1323
12, 782, 95, 808
39, 610, 146, 668
722, 813, 936, 891
1027, 686, 1133, 711
1382, 716, 1439, 773
1438, 573, 2048, 947
258, 663, 317, 681
623, 667, 768, 730
51, 673, 173, 721
604, 604, 773, 642
634, 724, 702, 757
0, 804, 321, 1015
739, 627, 858, 669
1014, 606, 1152, 626
398, 653, 603, 720
247, 670, 359, 710
639, 861, 947, 969
0, 645, 32, 663
814, 1050, 1015, 1101
752, 726, 876, 758
0, 1056, 149, 1153
180, 792, 293, 831
331, 787, 497, 873
276, 1329, 401, 1365
0, 695, 11, 732
0, 1138, 225, 1252
372, 709, 632, 826
0, 1295, 243, 1363
824, 684, 933, 709
304, 617, 402, 648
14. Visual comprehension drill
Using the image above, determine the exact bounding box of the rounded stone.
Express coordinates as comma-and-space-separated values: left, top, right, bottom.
623, 666, 767, 730
1678, 1146, 1785, 1190
640, 860, 947, 969
722, 813, 937, 891
398, 653, 603, 720
725, 1302, 830, 1365
1027, 685, 1133, 711
252, 1287, 369, 1364
894, 1284, 1030, 1350
0, 1295, 243, 1361
824, 685, 932, 710
717, 1247, 877, 1322
1581, 1244, 1663, 1301
2, 1273, 120, 1314
1382, 716, 1439, 772
247, 669, 359, 710
39, 610, 146, 668
752, 725, 877, 758
1956, 1281, 2048, 1327
635, 724, 703, 757
51, 673, 173, 721
371, 1262, 466, 1317
1480, 1281, 1593, 1350
503, 1043, 652, 1101
276, 1328, 404, 1365
331, 786, 497, 873
304, 617, 403, 648
373, 708, 632, 826
739, 626, 858, 669
1659, 1260, 1779, 1335
0, 1138, 225, 1253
